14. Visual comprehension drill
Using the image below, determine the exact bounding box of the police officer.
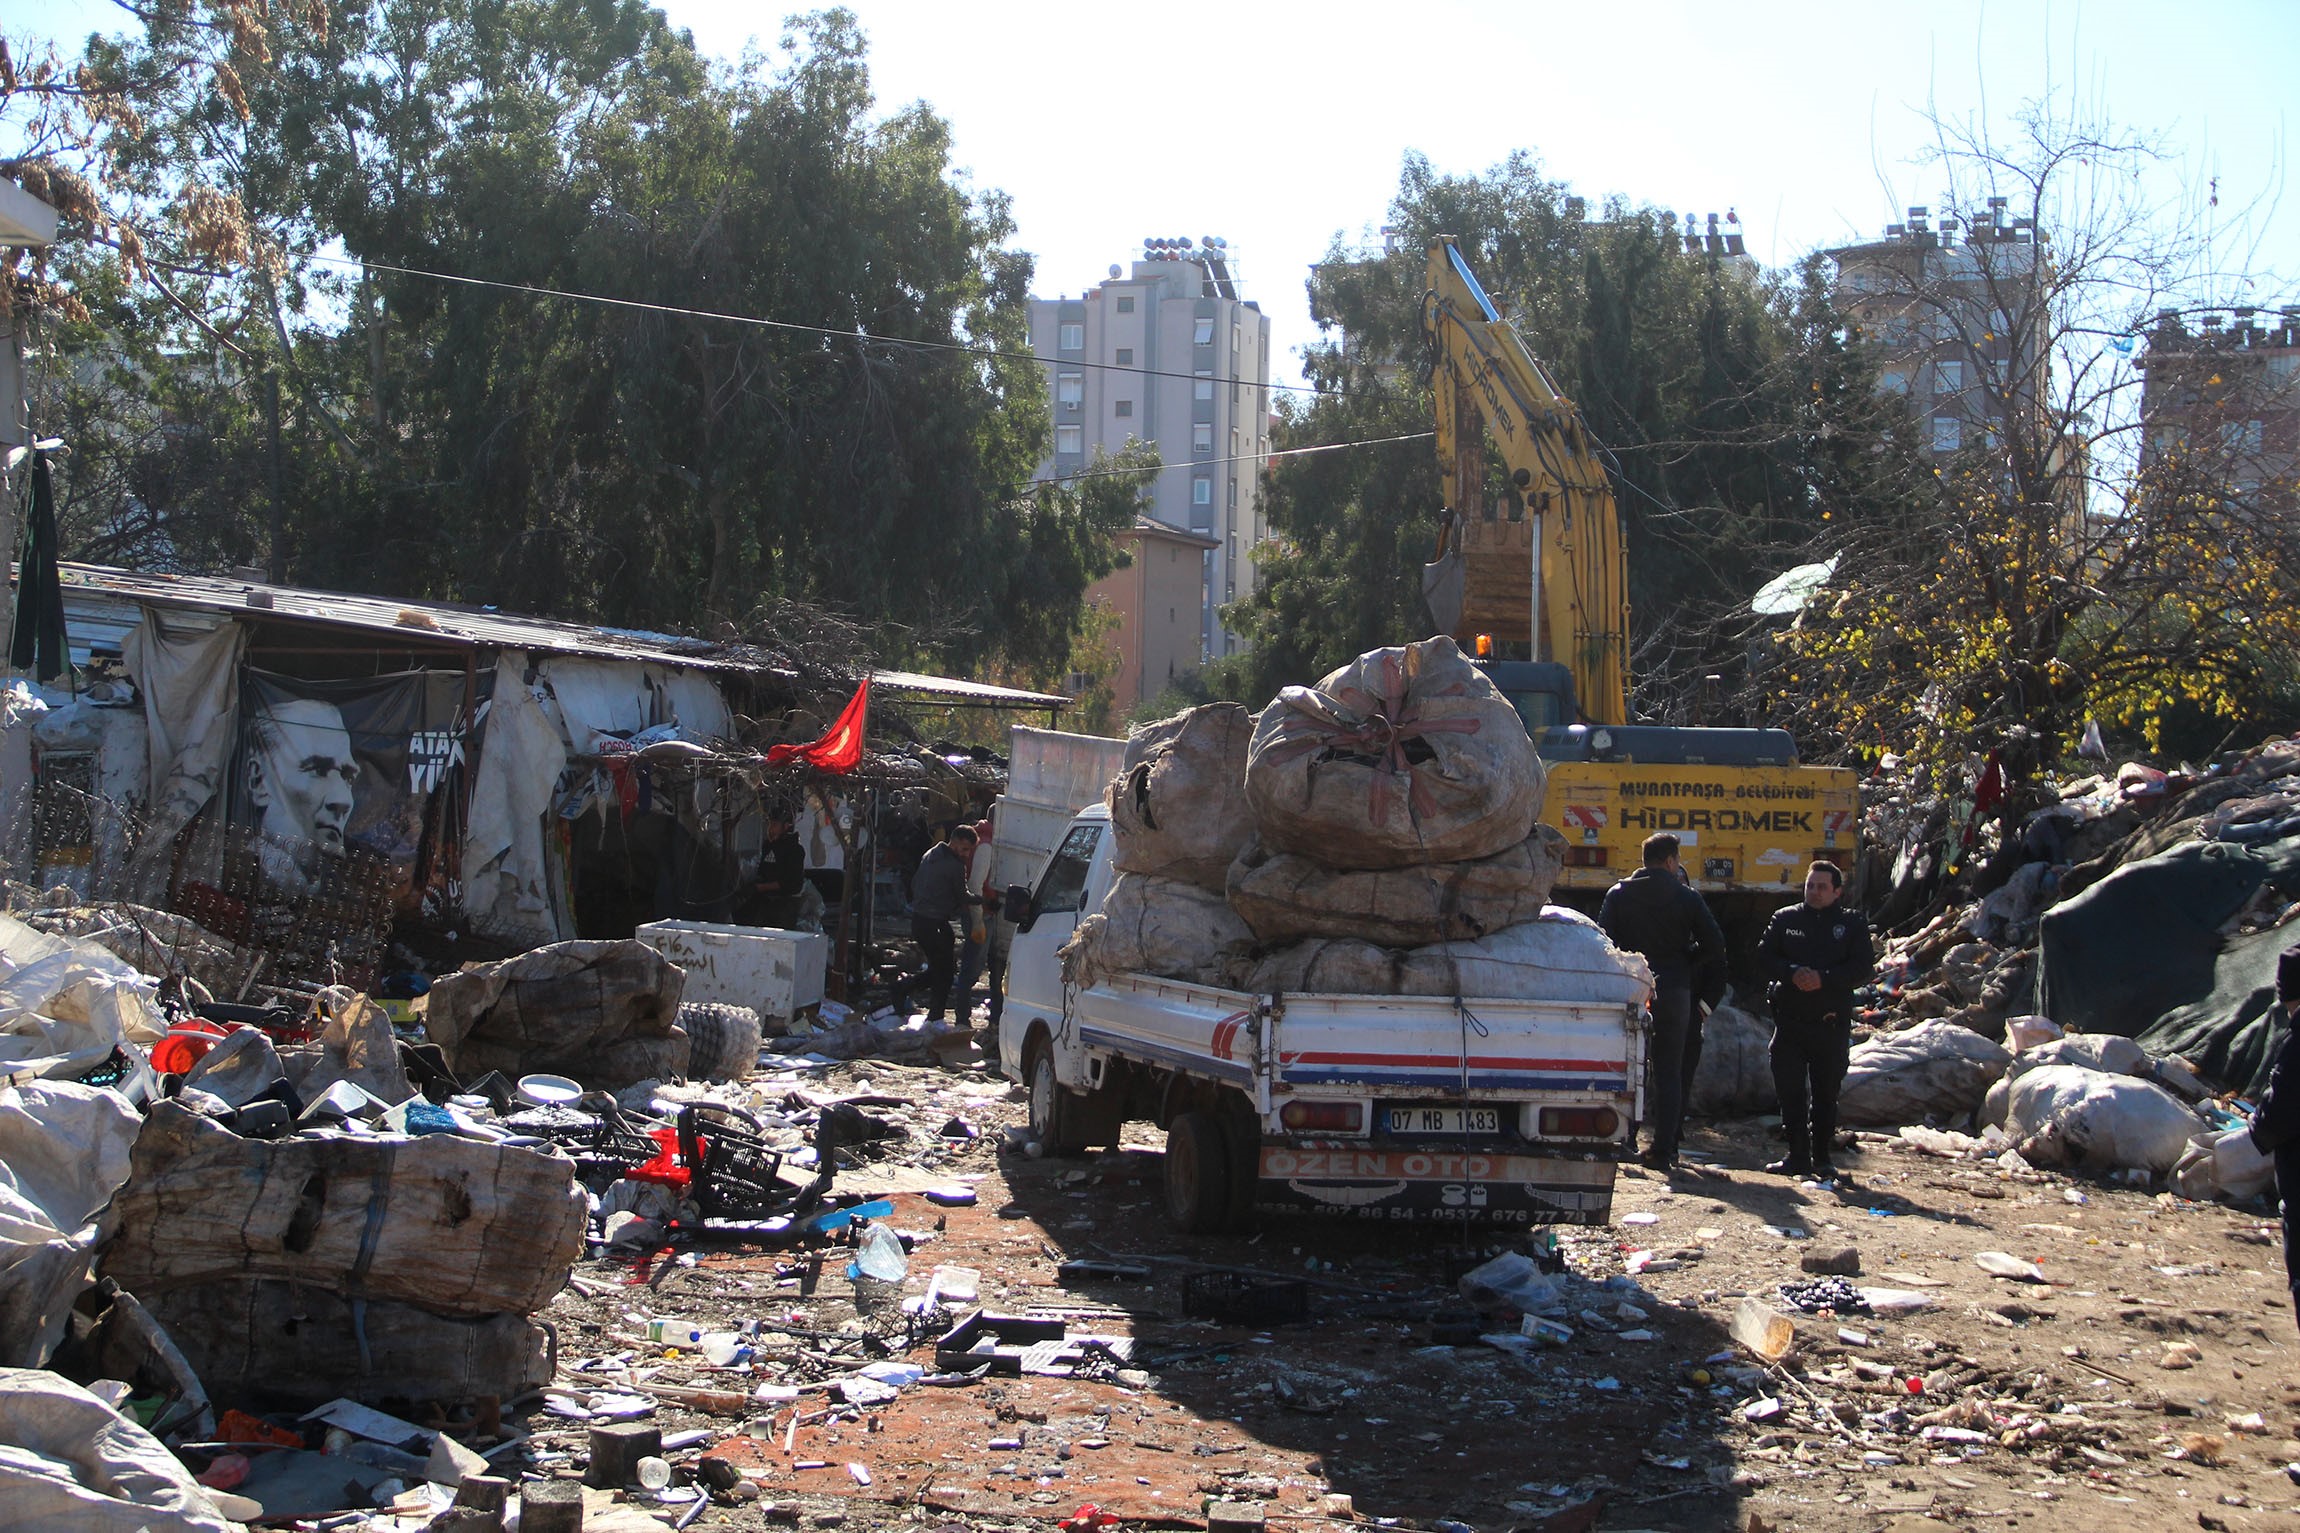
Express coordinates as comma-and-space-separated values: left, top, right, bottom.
1599, 832, 1728, 1172
1756, 860, 1874, 1180
2245, 943, 2300, 1327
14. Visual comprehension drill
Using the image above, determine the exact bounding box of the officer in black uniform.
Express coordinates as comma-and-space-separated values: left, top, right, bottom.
2245, 942, 2300, 1327
1599, 832, 1728, 1172
1756, 860, 1874, 1180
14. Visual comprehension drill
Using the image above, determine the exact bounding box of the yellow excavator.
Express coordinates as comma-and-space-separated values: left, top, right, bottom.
1418, 236, 1860, 921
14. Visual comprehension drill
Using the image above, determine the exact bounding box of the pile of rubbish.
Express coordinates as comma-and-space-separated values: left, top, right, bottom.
1064, 637, 1648, 1005
0, 892, 936, 1528
1823, 732, 2300, 1199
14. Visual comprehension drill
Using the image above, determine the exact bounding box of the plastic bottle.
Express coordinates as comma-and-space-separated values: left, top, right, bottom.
855, 1224, 909, 1282
697, 1331, 753, 1367
635, 1456, 672, 1491
641, 1319, 703, 1345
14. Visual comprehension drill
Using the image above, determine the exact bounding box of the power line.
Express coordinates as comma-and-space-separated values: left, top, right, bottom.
1031, 431, 1435, 488
317, 252, 1349, 398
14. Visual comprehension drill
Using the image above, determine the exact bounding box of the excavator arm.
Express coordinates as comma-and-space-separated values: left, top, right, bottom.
1421, 237, 1632, 725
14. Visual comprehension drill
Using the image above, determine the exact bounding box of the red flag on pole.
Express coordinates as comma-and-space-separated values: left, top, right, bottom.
765, 676, 871, 773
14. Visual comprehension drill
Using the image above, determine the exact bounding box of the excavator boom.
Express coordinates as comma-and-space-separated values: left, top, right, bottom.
1422, 238, 1631, 724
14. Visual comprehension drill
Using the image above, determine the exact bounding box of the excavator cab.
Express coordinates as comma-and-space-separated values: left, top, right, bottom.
1478, 656, 1801, 767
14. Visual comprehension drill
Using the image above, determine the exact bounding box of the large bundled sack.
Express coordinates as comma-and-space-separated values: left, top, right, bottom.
1984, 1032, 2154, 1127
1244, 637, 1542, 870
1686, 996, 1779, 1117
0, 1368, 235, 1533
104, 1102, 587, 1315
1107, 703, 1256, 892
1227, 825, 1565, 946
2171, 1126, 2278, 1203
0, 1082, 141, 1369
1060, 873, 1254, 990
2002, 1063, 2203, 1173
1835, 1020, 2012, 1128
1237, 910, 1651, 1005
138, 1278, 552, 1409
422, 938, 688, 1088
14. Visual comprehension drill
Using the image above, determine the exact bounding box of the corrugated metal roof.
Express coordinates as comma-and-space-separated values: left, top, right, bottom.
53, 562, 1071, 708
59, 562, 750, 673
870, 669, 1069, 708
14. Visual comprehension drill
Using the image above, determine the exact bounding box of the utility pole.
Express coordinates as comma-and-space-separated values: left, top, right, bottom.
265, 371, 285, 582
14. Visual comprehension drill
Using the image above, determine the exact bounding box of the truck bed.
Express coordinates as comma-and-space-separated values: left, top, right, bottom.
1079, 971, 1642, 1108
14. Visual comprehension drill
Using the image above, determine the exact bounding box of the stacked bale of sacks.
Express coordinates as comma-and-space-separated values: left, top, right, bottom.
1061, 636, 1649, 1002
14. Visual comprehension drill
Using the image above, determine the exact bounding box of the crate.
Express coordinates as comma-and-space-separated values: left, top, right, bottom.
635, 920, 827, 1019
677, 1103, 786, 1219
1181, 1270, 1310, 1327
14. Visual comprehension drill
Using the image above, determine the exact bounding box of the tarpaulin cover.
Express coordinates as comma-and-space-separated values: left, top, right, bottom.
2035, 836, 2300, 1095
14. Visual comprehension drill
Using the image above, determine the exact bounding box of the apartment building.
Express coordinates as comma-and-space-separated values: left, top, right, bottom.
1828, 200, 2048, 460
2137, 304, 2300, 511
1081, 518, 1221, 718
1028, 239, 1274, 667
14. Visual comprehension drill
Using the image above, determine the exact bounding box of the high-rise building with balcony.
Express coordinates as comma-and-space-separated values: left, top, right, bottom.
1029, 239, 1274, 668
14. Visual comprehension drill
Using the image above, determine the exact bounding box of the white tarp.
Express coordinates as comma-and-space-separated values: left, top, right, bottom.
0, 1369, 234, 1531
462, 654, 572, 945
122, 609, 244, 849
0, 1082, 141, 1367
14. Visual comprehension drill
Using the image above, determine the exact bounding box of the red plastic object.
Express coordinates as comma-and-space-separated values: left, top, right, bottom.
1060, 1506, 1121, 1533
217, 1407, 302, 1449
150, 1020, 229, 1076
196, 1453, 251, 1490
1906, 1376, 1925, 1395
625, 1126, 695, 1188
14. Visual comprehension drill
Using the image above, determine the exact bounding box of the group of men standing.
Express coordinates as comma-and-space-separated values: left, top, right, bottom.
908, 818, 1004, 1029
1599, 833, 1874, 1180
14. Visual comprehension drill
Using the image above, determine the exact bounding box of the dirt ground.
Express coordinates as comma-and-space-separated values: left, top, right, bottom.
528, 1044, 2300, 1533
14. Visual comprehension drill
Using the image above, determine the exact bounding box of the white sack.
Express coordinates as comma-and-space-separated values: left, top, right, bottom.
2002, 1063, 2203, 1174
0, 1368, 234, 1532
1835, 1020, 2012, 1128
0, 1082, 141, 1367
1686, 996, 1778, 1117
1061, 873, 1254, 990
2172, 1126, 2278, 1202
1226, 825, 1564, 946
1107, 703, 1255, 892
1244, 636, 1542, 870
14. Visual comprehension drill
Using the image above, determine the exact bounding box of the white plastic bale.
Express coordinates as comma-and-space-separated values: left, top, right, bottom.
2001, 1063, 2205, 1174
0, 1082, 141, 1368
1244, 637, 1543, 870
1106, 703, 1257, 892
1835, 1019, 2012, 1128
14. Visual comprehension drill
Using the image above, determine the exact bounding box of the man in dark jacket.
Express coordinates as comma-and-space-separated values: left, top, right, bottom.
1599, 833, 1728, 1172
2246, 942, 2300, 1325
751, 808, 806, 928
1756, 861, 1874, 1180
909, 825, 978, 1022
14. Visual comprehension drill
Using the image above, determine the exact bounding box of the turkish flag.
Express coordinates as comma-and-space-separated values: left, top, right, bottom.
765, 676, 871, 773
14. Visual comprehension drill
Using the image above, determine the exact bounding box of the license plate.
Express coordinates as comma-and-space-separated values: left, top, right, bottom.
1382, 1106, 1499, 1135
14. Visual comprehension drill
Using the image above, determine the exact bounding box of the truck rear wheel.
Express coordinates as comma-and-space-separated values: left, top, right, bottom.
1163, 1111, 1231, 1234
1026, 1038, 1089, 1156
1215, 1111, 1261, 1234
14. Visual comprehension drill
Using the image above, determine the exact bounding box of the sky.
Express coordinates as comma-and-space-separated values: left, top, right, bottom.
19, 0, 2298, 386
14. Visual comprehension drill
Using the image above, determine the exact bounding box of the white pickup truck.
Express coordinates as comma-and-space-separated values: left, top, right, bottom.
997, 805, 1649, 1233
